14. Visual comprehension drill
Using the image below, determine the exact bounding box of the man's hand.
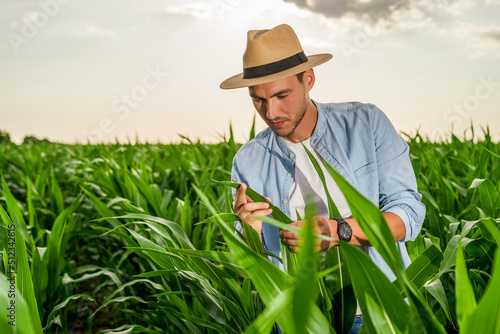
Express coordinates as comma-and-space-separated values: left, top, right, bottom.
279, 216, 337, 252
233, 182, 273, 241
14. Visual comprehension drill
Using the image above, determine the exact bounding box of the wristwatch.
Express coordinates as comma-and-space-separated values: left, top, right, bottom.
334, 217, 352, 242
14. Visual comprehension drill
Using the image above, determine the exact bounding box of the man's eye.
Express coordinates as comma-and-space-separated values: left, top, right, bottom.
277, 95, 288, 99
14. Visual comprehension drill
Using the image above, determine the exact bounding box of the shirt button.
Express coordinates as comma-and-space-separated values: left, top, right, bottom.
290, 153, 295, 158
287, 172, 292, 177
283, 199, 288, 205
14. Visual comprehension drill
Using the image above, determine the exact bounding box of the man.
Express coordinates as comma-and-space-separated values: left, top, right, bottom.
220, 23, 425, 333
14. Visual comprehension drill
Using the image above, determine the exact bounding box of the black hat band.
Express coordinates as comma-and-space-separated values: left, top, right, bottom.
243, 51, 308, 79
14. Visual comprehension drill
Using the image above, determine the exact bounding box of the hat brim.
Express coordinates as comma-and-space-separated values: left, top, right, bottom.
220, 53, 333, 90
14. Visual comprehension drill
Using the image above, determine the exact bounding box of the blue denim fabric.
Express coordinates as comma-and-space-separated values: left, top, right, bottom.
232, 101, 425, 280
349, 315, 364, 334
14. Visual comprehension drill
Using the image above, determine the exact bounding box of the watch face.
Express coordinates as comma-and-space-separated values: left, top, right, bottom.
339, 222, 352, 241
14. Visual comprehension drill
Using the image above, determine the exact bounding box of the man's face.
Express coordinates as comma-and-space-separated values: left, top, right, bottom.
249, 73, 309, 142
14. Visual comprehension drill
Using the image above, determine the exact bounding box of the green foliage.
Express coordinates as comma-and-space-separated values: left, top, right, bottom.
0, 126, 498, 333
0, 130, 10, 144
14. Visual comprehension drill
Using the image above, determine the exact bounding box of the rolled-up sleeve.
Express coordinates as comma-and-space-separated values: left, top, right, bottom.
370, 105, 426, 242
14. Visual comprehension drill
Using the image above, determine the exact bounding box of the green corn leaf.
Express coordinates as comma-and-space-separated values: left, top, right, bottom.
323, 246, 356, 334
50, 168, 64, 215
456, 237, 477, 330
424, 278, 455, 327
44, 294, 95, 330
244, 288, 293, 334
404, 282, 447, 334
469, 179, 500, 217
393, 244, 443, 295
463, 246, 500, 334
249, 113, 256, 141
96, 324, 161, 334
1, 177, 31, 245
242, 220, 264, 256
0, 205, 42, 334
292, 205, 320, 334
477, 218, 500, 246
126, 170, 163, 216
26, 177, 38, 230
165, 248, 247, 277
81, 186, 121, 229
340, 241, 409, 334
197, 213, 241, 225
436, 235, 474, 279
193, 184, 299, 333
0, 272, 36, 334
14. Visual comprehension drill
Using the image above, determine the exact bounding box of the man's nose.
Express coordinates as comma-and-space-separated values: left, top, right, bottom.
266, 100, 278, 120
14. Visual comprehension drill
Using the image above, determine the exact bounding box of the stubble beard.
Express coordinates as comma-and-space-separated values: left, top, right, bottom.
278, 92, 309, 140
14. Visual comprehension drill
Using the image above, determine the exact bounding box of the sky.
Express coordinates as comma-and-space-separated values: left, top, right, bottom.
1, 0, 500, 144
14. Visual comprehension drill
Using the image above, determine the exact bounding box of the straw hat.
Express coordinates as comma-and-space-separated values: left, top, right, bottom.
220, 24, 332, 89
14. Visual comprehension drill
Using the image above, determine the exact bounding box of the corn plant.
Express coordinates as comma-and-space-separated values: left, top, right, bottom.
0, 126, 499, 333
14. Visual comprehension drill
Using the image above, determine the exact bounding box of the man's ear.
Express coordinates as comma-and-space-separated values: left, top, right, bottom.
303, 68, 316, 92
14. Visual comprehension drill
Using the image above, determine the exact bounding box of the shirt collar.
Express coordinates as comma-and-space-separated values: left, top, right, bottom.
310, 99, 325, 148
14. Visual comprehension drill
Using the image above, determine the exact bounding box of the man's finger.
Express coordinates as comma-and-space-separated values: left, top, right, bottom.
235, 182, 248, 205
283, 237, 301, 246
280, 230, 299, 240
242, 202, 270, 214
250, 208, 273, 218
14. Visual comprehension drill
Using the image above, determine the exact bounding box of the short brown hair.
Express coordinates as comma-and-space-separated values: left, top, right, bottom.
296, 71, 305, 83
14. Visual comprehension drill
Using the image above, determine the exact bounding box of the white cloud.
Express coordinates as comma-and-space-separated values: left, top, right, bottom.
452, 23, 500, 58
164, 2, 214, 19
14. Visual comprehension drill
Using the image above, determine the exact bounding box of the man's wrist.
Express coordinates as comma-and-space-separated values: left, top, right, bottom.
333, 217, 352, 243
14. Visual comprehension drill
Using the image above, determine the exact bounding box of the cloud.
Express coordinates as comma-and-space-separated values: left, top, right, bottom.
456, 24, 500, 57
283, 0, 500, 58
283, 0, 411, 23
164, 2, 214, 19
476, 26, 500, 45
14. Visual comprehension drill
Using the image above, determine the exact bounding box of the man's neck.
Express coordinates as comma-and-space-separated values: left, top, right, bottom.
284, 100, 318, 143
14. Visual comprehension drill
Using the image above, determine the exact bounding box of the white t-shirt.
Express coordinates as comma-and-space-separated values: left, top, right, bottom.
283, 138, 351, 221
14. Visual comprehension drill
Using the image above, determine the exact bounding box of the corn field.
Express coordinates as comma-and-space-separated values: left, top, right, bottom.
0, 127, 499, 334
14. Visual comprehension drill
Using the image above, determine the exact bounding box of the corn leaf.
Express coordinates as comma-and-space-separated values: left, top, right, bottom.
463, 246, 500, 334
0, 272, 35, 334
456, 237, 477, 330
0, 205, 42, 334
340, 242, 409, 333
393, 244, 443, 295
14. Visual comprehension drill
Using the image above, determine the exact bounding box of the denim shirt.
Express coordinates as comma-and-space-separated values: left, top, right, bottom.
231, 101, 425, 281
